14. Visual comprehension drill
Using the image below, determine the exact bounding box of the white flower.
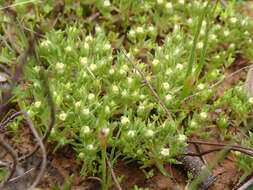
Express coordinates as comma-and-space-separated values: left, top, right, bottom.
163, 82, 170, 90
112, 85, 119, 94
200, 112, 207, 119
215, 55, 220, 59
82, 71, 87, 78
190, 120, 197, 127
161, 148, 170, 156
140, 94, 145, 99
101, 128, 110, 136
202, 20, 206, 26
224, 30, 230, 36
210, 34, 216, 40
119, 69, 126, 75
82, 126, 90, 134
121, 89, 127, 97
80, 57, 87, 65
197, 83, 205, 90
88, 93, 95, 100
105, 106, 110, 113
85, 35, 93, 42
121, 116, 130, 125
34, 101, 41, 108
178, 0, 184, 4
165, 2, 172, 9
27, 110, 34, 116
129, 30, 136, 37
157, 0, 163, 4
127, 130, 135, 137
136, 27, 144, 34
127, 77, 133, 84
56, 62, 64, 72
59, 112, 67, 121
249, 97, 253, 104
41, 40, 51, 47
65, 46, 72, 51
146, 129, 154, 137
178, 134, 187, 142
174, 25, 179, 32
75, 101, 81, 108
187, 18, 193, 25
95, 26, 102, 33
104, 43, 111, 50
33, 66, 41, 73
84, 42, 89, 49
139, 105, 145, 110
165, 68, 172, 75
87, 144, 94, 150
148, 26, 154, 32
109, 68, 115, 75
82, 108, 90, 116
90, 64, 97, 71
165, 94, 172, 101
230, 17, 237, 23
152, 59, 160, 66
176, 64, 183, 70
174, 48, 180, 54
197, 42, 204, 49
104, 0, 110, 6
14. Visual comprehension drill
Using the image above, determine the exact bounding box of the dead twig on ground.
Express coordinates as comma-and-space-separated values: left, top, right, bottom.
106, 154, 122, 190
0, 138, 18, 189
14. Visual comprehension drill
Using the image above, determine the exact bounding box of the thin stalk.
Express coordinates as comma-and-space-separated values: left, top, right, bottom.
101, 146, 107, 190
181, 0, 212, 101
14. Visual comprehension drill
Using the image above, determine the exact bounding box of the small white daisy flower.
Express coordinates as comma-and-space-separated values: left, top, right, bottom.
127, 130, 135, 137
152, 59, 160, 66
33, 66, 41, 73
65, 46, 72, 51
176, 64, 184, 70
121, 116, 130, 125
82, 126, 90, 134
127, 77, 133, 84
84, 42, 89, 49
75, 101, 81, 108
210, 34, 217, 41
178, 0, 184, 4
178, 134, 187, 142
146, 129, 154, 137
104, 0, 110, 6
104, 43, 111, 50
224, 30, 230, 36
136, 27, 144, 34
165, 2, 172, 9
197, 83, 205, 90
161, 148, 170, 156
249, 97, 253, 104
163, 82, 170, 90
121, 89, 127, 97
105, 106, 110, 113
101, 128, 110, 136
41, 40, 51, 47
165, 94, 172, 101
89, 64, 97, 71
59, 112, 67, 121
230, 17, 237, 24
157, 0, 163, 4
87, 144, 94, 150
190, 120, 197, 127
82, 108, 90, 116
112, 85, 119, 94
80, 57, 88, 65
34, 101, 41, 108
56, 62, 64, 72
234, 151, 241, 156
129, 30, 136, 37
200, 112, 207, 119
197, 42, 204, 49
88, 93, 95, 100
187, 18, 193, 25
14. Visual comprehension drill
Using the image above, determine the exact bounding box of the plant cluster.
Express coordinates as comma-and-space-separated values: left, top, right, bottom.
0, 0, 253, 188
